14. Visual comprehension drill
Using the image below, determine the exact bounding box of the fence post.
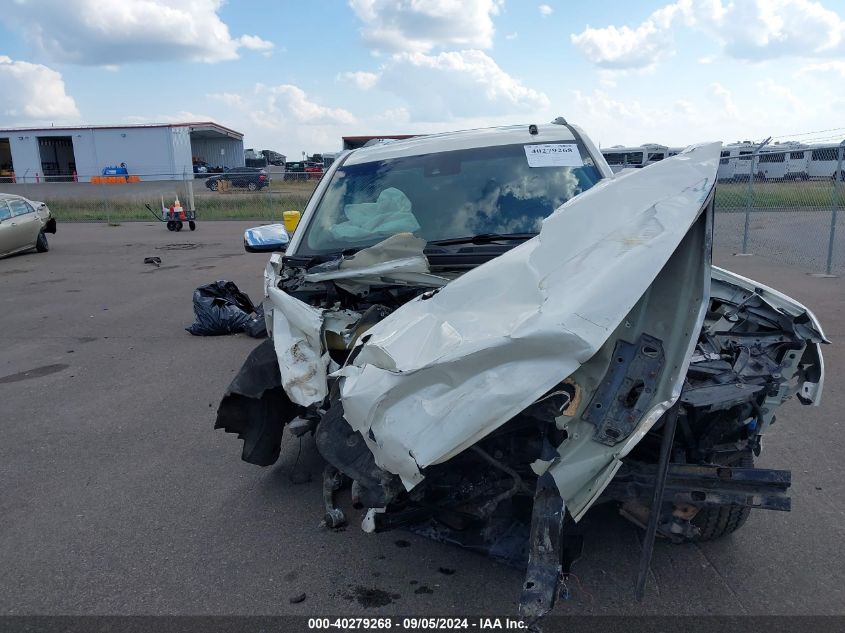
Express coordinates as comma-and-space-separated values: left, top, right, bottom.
823, 141, 845, 276
740, 137, 771, 255
183, 168, 195, 217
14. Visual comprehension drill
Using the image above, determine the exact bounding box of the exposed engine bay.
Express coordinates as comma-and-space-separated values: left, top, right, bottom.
215, 139, 826, 619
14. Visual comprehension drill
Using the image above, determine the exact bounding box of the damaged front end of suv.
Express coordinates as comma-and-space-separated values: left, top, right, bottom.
216, 123, 826, 618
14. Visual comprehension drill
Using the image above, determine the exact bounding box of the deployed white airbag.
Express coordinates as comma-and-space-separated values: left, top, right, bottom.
330, 187, 421, 240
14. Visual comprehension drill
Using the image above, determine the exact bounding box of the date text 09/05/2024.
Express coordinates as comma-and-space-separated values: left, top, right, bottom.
307, 617, 527, 630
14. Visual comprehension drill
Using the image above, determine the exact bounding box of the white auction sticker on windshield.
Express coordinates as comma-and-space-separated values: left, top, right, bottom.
524, 143, 583, 167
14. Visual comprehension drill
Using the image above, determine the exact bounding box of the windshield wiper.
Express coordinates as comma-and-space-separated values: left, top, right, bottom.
426, 232, 537, 247
283, 248, 359, 268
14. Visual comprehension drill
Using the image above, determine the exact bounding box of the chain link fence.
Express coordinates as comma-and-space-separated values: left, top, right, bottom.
713, 141, 845, 275
0, 170, 318, 226
2, 144, 845, 274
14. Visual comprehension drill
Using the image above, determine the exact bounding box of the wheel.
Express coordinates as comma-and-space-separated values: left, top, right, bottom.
36, 231, 49, 252
166, 221, 176, 231
189, 221, 196, 231
175, 221, 183, 232
247, 181, 258, 191
208, 180, 218, 191
689, 451, 754, 542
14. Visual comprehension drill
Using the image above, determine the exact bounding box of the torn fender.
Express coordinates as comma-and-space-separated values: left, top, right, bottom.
336, 143, 722, 493
265, 234, 447, 407
267, 286, 328, 407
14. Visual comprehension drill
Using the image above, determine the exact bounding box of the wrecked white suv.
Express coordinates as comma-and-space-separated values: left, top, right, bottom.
217, 120, 826, 617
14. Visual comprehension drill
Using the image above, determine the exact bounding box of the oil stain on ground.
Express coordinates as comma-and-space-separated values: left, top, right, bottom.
156, 243, 200, 251
29, 278, 67, 285
344, 586, 400, 608
0, 364, 69, 384
141, 265, 180, 273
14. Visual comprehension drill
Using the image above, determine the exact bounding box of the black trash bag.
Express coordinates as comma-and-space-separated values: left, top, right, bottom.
186, 280, 257, 336
244, 303, 268, 339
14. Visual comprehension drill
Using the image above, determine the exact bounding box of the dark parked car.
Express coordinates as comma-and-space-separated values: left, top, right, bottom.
284, 161, 322, 180
205, 167, 269, 191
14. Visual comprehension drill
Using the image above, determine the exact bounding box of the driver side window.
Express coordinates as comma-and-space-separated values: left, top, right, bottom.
0, 201, 11, 221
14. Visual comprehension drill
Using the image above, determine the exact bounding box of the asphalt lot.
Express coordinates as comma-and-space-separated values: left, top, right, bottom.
1, 221, 844, 617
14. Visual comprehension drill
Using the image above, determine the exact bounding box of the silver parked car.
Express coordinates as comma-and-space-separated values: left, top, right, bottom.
0, 193, 57, 258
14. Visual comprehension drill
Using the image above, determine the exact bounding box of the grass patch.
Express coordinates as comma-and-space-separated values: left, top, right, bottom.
50, 193, 312, 222
716, 180, 845, 210
43, 178, 845, 220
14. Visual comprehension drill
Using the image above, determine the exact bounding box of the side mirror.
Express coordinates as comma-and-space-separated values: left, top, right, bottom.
244, 223, 290, 253
283, 210, 301, 233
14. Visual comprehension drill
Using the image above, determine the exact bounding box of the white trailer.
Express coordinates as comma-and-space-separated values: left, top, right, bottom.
718, 143, 756, 181
807, 145, 844, 180
755, 143, 809, 181
600, 144, 668, 173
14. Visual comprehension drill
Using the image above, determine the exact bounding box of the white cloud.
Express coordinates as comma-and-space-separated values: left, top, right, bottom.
571, 81, 840, 150
709, 82, 738, 118
374, 107, 411, 125
260, 84, 354, 125
376, 50, 550, 121
685, 0, 845, 60
348, 0, 502, 53
570, 87, 745, 147
124, 110, 217, 125
0, 0, 275, 64
210, 85, 355, 127
0, 56, 80, 123
205, 84, 358, 159
798, 60, 845, 77
505, 32, 518, 40
571, 0, 845, 69
674, 99, 693, 115
237, 35, 274, 52
338, 71, 380, 90
570, 3, 680, 69
538, 4, 553, 16
756, 78, 808, 114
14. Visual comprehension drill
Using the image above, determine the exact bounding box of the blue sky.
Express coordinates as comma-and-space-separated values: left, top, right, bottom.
1, 0, 844, 157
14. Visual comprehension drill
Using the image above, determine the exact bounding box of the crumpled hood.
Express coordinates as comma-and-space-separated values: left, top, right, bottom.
335, 143, 722, 490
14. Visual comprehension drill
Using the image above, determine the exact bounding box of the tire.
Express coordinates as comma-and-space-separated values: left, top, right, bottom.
208, 180, 218, 191
175, 221, 183, 232
189, 221, 196, 231
690, 451, 754, 542
167, 221, 176, 231
36, 231, 49, 252
247, 181, 258, 191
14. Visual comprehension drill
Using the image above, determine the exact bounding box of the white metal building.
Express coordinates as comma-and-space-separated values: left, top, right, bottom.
0, 122, 244, 183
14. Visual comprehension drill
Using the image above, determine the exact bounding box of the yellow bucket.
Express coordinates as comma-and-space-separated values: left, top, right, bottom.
283, 210, 301, 234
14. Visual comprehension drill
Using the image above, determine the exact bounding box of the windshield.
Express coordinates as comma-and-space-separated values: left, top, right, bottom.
297, 141, 603, 256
